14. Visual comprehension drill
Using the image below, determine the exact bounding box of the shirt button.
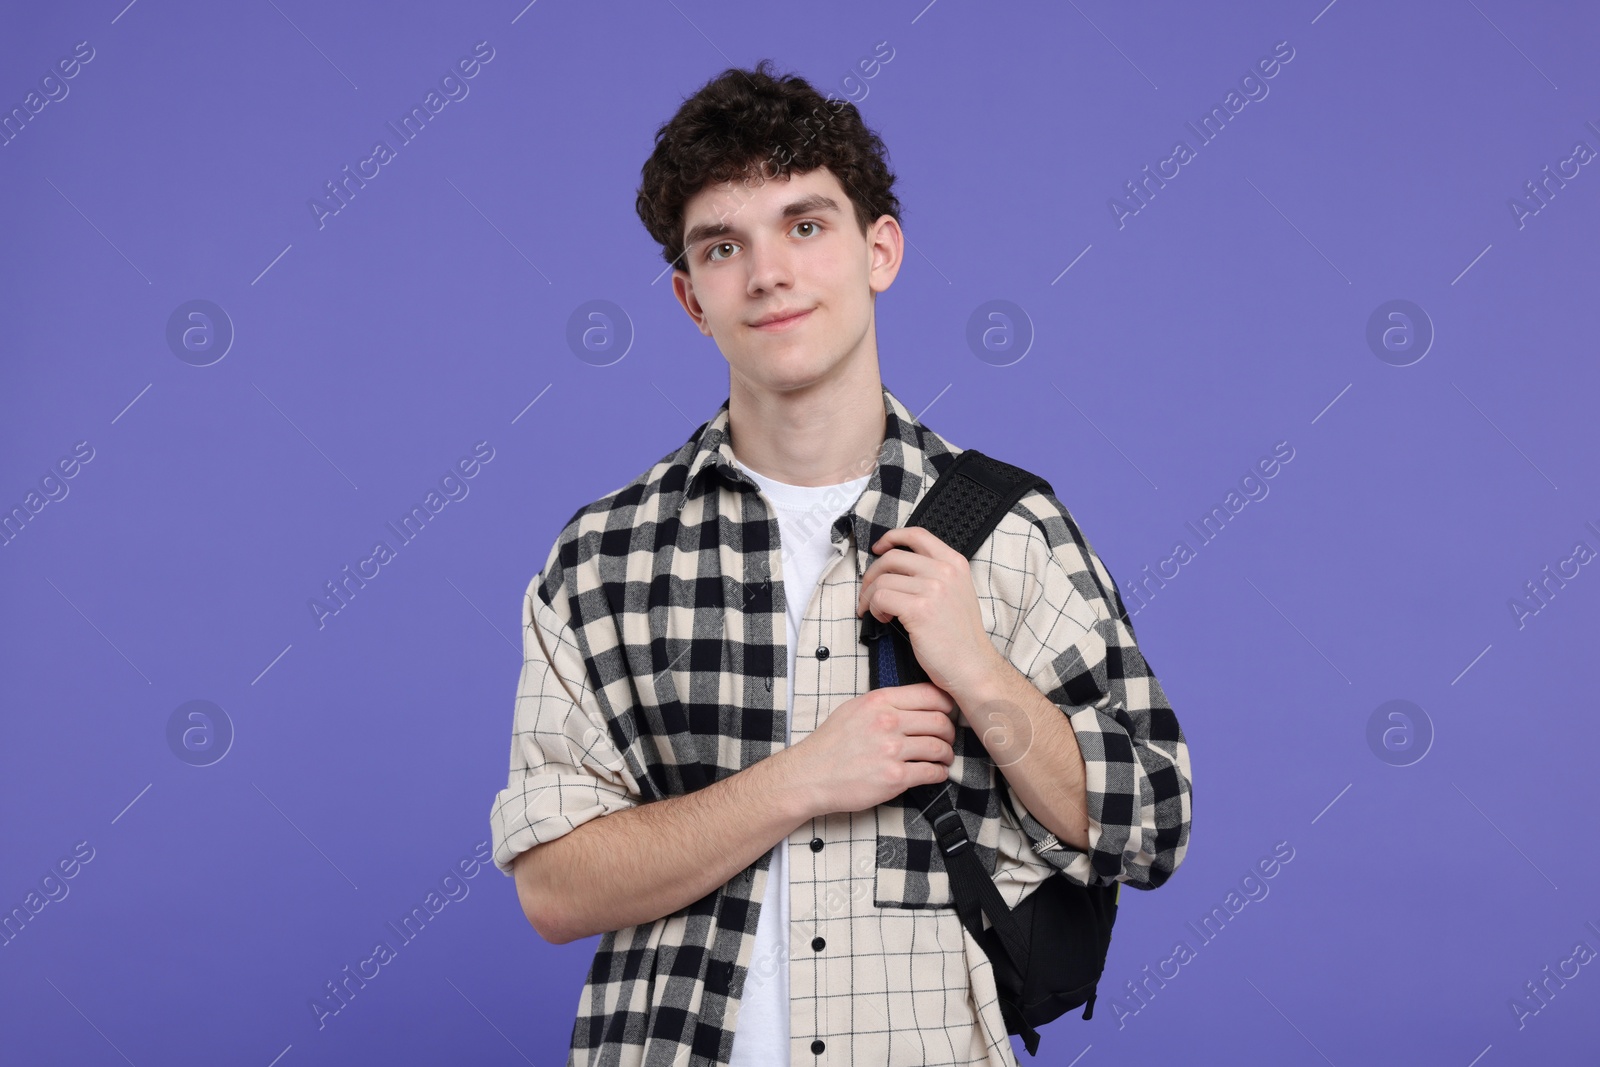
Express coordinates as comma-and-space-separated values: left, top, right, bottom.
811, 936, 826, 952
816, 646, 829, 660
809, 837, 824, 852
811, 1039, 826, 1055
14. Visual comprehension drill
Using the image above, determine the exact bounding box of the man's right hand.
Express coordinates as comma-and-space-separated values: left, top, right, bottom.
780, 682, 958, 817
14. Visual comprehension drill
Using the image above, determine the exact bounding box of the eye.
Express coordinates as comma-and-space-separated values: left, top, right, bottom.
703, 221, 821, 262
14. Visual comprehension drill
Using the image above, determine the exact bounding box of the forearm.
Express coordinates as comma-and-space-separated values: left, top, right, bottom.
948, 651, 1091, 851
516, 746, 816, 943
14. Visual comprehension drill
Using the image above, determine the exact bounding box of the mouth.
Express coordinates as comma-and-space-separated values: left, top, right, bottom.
749, 308, 813, 332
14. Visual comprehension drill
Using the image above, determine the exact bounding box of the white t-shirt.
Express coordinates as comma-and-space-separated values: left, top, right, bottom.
727, 452, 871, 1067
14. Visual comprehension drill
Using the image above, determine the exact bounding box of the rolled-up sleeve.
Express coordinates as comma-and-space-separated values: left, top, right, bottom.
489, 565, 640, 877
999, 516, 1192, 892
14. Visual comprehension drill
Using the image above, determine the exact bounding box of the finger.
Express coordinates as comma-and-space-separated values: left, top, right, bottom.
901, 709, 957, 744
860, 573, 921, 621
866, 543, 936, 574
864, 566, 928, 617
862, 549, 934, 591
900, 736, 954, 765
884, 682, 956, 712
872, 525, 949, 558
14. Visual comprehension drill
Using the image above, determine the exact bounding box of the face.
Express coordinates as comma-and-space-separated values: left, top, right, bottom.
671, 166, 903, 397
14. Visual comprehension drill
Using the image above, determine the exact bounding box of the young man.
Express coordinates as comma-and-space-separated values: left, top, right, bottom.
489, 60, 1192, 1067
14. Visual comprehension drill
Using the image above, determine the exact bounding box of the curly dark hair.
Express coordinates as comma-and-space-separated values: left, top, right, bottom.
636, 58, 902, 271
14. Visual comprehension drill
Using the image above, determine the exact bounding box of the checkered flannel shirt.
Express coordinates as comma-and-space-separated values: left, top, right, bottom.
489, 384, 1192, 1067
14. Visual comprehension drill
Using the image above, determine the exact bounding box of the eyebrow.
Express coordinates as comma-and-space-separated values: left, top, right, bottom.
682, 193, 844, 256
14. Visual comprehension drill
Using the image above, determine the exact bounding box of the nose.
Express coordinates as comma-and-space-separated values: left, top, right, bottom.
744, 233, 794, 296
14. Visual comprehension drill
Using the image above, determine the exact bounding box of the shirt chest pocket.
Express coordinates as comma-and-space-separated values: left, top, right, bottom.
872, 796, 956, 908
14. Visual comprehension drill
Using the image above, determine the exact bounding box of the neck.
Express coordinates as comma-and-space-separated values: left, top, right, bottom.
726, 357, 885, 488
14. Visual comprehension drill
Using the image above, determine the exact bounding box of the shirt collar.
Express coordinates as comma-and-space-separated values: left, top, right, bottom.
675, 383, 958, 578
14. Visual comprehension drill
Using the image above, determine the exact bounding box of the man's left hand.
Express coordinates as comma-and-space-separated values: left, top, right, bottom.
859, 526, 1004, 699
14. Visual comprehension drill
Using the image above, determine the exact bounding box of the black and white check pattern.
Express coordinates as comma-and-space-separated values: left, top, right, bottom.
489, 384, 1192, 1066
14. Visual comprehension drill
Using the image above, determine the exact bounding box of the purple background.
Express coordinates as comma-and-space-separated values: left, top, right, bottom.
3, 1, 1596, 1064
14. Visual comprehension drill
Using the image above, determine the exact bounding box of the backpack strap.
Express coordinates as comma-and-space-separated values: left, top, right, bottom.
859, 448, 1054, 646
906, 447, 1056, 558
859, 448, 1055, 1043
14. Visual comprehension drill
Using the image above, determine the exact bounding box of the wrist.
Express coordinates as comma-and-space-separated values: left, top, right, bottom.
759, 744, 823, 825
946, 646, 1016, 714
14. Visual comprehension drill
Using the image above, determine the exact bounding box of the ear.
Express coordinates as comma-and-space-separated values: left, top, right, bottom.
866, 214, 904, 295
672, 267, 714, 336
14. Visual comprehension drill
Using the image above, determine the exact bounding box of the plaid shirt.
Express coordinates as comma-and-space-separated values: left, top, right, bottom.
489, 384, 1192, 1067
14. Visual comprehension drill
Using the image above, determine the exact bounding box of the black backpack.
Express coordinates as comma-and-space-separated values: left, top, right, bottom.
858, 448, 1121, 1056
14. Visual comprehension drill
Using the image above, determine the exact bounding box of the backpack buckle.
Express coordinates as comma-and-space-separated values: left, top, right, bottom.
931, 809, 971, 855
